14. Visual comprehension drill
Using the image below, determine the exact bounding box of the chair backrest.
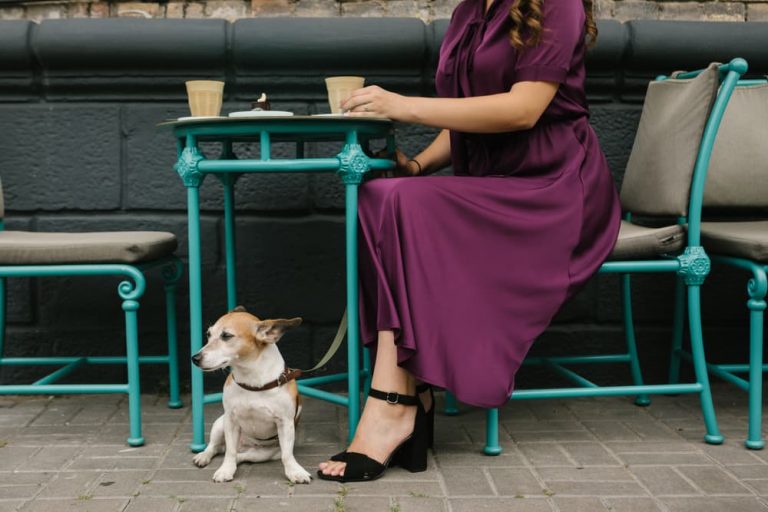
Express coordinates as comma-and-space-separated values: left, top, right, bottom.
619, 63, 720, 217
702, 82, 768, 209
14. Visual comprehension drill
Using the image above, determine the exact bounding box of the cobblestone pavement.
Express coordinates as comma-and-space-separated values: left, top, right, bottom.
2, 384, 768, 511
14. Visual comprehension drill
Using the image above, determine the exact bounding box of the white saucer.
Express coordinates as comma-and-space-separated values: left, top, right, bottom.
228, 110, 294, 118
177, 116, 225, 121
311, 113, 348, 117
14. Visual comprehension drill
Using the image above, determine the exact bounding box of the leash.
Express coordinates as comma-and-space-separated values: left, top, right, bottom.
301, 308, 348, 374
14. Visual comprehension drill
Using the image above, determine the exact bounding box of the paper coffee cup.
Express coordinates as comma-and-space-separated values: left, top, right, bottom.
325, 76, 365, 114
185, 80, 225, 117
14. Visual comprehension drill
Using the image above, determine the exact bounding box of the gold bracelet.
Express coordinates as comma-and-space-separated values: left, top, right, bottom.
408, 159, 423, 175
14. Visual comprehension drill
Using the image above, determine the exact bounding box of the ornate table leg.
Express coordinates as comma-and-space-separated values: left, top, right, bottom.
175, 136, 207, 453
337, 141, 370, 440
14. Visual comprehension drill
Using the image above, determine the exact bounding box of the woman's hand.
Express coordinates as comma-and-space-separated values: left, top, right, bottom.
368, 148, 421, 178
342, 86, 410, 120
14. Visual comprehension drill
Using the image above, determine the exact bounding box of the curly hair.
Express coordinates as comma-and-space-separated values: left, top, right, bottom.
508, 0, 598, 49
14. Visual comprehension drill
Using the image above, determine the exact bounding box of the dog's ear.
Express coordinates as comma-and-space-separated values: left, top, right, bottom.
252, 317, 302, 344
230, 305, 248, 313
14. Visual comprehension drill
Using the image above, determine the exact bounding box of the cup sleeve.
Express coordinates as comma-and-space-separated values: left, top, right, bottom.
513, 2, 585, 84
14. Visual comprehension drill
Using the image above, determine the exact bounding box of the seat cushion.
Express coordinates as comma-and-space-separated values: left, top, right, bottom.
619, 63, 719, 217
703, 84, 768, 209
608, 220, 685, 260
701, 221, 768, 262
0, 231, 177, 265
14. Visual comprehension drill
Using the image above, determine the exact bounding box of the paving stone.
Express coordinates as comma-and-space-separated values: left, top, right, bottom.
235, 497, 343, 511
625, 420, 684, 441
21, 498, 129, 511
488, 468, 545, 497
16, 446, 82, 471
396, 496, 447, 511
630, 466, 700, 496
536, 467, 634, 482
559, 443, 620, 466
661, 497, 768, 512
518, 443, 574, 467
702, 444, 765, 465
67, 455, 159, 471
136, 481, 244, 497
675, 466, 752, 495
434, 447, 526, 467
0, 447, 38, 470
178, 497, 236, 512
0, 484, 43, 499
449, 497, 553, 511
618, 452, 714, 466
553, 497, 610, 512
123, 497, 177, 512
740, 478, 768, 495
728, 466, 768, 480
546, 480, 649, 497
91, 471, 151, 497
0, 502, 26, 512
37, 472, 101, 499
439, 467, 494, 496
602, 497, 664, 511
582, 421, 641, 442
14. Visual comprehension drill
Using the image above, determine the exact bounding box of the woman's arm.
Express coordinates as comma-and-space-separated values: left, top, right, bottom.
343, 81, 559, 134
407, 129, 451, 175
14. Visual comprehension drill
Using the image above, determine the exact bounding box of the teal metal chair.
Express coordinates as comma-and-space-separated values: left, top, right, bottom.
668, 79, 768, 449
0, 179, 183, 446
443, 59, 748, 455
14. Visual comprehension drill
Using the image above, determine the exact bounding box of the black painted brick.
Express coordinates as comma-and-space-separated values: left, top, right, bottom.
0, 105, 121, 211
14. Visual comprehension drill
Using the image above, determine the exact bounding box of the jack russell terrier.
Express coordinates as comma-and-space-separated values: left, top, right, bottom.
190, 306, 312, 484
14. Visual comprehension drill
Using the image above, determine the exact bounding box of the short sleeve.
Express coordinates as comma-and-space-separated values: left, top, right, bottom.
513, 0, 585, 84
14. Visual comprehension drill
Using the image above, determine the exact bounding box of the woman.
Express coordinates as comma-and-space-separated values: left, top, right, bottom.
318, 0, 620, 481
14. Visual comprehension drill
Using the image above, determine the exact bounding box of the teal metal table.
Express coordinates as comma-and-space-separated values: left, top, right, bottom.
167, 116, 395, 452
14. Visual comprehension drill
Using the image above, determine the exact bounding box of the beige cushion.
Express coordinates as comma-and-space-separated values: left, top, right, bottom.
620, 63, 720, 217
701, 221, 768, 262
704, 84, 768, 209
0, 231, 177, 265
609, 220, 685, 260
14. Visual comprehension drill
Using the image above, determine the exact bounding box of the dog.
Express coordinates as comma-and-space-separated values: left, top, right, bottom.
190, 306, 312, 484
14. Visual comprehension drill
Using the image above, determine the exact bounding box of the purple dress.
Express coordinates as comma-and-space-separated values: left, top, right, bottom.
357, 0, 621, 408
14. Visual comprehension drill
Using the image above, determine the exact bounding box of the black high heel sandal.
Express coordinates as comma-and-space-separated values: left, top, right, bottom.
317, 388, 428, 482
416, 383, 435, 450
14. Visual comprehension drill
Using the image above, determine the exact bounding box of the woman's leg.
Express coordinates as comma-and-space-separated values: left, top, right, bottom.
318, 329, 417, 477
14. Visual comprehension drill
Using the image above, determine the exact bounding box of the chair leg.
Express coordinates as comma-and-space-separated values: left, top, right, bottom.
621, 274, 650, 406
122, 297, 144, 447
668, 276, 686, 386
687, 284, 723, 445
444, 390, 459, 416
484, 408, 502, 455
0, 277, 6, 361
746, 272, 766, 450
162, 260, 183, 409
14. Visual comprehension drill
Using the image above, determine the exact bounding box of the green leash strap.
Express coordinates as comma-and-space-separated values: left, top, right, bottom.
302, 308, 348, 373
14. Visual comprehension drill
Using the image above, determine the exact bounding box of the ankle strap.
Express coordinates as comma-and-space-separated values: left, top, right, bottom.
369, 388, 418, 406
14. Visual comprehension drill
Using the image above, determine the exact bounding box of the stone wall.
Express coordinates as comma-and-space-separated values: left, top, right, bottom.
1, 0, 768, 23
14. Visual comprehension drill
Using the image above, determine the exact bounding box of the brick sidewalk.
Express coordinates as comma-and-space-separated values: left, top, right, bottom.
1, 384, 768, 511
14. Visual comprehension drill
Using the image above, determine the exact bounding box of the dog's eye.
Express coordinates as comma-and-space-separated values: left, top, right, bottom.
221, 331, 233, 341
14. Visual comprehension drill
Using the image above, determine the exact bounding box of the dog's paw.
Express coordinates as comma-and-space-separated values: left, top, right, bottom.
193, 452, 213, 468
286, 465, 312, 484
212, 466, 236, 483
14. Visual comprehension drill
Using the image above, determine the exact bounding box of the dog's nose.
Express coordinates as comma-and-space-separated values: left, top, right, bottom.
191, 353, 203, 366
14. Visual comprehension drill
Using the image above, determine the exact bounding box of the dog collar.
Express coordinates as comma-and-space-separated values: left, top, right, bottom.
233, 367, 303, 392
